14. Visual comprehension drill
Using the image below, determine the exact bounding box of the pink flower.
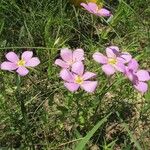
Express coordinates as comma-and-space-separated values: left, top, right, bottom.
1, 51, 40, 76
60, 62, 97, 93
81, 2, 111, 17
125, 59, 150, 93
55, 48, 84, 69
93, 46, 132, 75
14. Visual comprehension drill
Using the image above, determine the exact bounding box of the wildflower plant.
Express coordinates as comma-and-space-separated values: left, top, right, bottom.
1, 51, 40, 76
93, 46, 132, 75
55, 48, 84, 69
125, 59, 150, 93
60, 62, 97, 92
55, 48, 97, 93
1, 0, 150, 149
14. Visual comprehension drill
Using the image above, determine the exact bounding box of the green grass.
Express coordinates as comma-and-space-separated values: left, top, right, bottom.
0, 0, 150, 149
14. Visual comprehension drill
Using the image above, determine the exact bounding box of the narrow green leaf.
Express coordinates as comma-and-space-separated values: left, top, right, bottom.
116, 112, 142, 150
75, 113, 111, 150
0, 19, 4, 35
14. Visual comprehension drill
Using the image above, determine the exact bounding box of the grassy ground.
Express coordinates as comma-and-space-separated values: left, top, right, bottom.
0, 0, 150, 149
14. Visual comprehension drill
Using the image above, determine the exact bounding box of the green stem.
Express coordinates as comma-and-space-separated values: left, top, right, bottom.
93, 76, 124, 118
73, 91, 83, 123
16, 75, 27, 125
16, 75, 35, 149
93, 81, 110, 117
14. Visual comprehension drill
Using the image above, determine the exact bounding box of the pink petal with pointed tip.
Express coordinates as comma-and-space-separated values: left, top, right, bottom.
60, 48, 73, 62
1, 61, 18, 71
83, 72, 96, 80
93, 52, 108, 64
16, 66, 29, 76
73, 48, 84, 61
55, 59, 69, 68
64, 82, 79, 92
6, 52, 19, 63
134, 82, 148, 93
25, 57, 40, 67
71, 62, 84, 75
102, 64, 116, 75
98, 8, 111, 17
81, 81, 97, 93
21, 51, 33, 62
60, 69, 74, 82
136, 70, 150, 81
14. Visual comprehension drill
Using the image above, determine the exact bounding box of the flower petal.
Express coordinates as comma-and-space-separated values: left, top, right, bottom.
119, 52, 132, 63
25, 57, 40, 67
114, 62, 125, 73
128, 59, 139, 72
81, 81, 98, 93
102, 64, 116, 75
55, 59, 69, 68
81, 2, 97, 14
73, 48, 84, 61
136, 70, 150, 81
64, 82, 79, 92
71, 62, 84, 75
134, 82, 148, 93
80, 3, 92, 13
60, 48, 73, 62
16, 66, 29, 76
1, 61, 18, 71
93, 52, 108, 64
82, 72, 96, 80
6, 52, 19, 63
60, 69, 74, 82
21, 51, 33, 62
125, 67, 137, 82
106, 46, 119, 58
97, 8, 111, 17
87, 2, 98, 13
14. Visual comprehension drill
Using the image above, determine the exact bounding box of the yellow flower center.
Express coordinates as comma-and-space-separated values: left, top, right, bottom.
75, 75, 84, 84
17, 59, 25, 66
108, 58, 117, 65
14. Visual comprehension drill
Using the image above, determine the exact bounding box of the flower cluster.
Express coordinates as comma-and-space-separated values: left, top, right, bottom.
1, 51, 40, 76
81, 2, 111, 17
125, 59, 150, 93
55, 48, 98, 93
1, 47, 149, 94
0, 0, 149, 94
93, 46, 150, 93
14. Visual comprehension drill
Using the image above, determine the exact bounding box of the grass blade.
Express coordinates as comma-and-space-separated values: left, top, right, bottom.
116, 112, 142, 150
122, 123, 142, 150
75, 113, 111, 150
